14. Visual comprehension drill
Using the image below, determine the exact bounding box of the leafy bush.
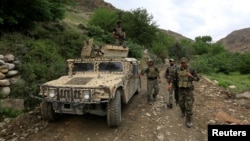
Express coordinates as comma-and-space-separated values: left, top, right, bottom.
238, 53, 250, 74
87, 25, 114, 44
190, 55, 215, 74
0, 107, 22, 119
19, 40, 66, 83
54, 31, 87, 58
191, 52, 242, 74
127, 41, 143, 58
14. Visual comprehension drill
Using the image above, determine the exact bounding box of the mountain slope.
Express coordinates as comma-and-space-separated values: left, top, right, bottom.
218, 28, 250, 53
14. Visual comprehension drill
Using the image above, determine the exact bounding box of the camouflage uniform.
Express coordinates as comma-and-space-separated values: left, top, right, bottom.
164, 58, 178, 108
141, 60, 160, 104
177, 57, 199, 128
113, 21, 126, 46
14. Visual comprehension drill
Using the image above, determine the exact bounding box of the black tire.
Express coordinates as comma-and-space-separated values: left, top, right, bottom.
41, 101, 58, 122
135, 79, 141, 95
107, 90, 122, 127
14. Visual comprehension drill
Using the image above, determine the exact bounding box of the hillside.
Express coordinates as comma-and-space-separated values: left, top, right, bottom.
218, 28, 250, 53
160, 28, 192, 41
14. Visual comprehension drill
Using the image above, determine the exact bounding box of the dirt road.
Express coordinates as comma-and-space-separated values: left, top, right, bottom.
1, 67, 249, 141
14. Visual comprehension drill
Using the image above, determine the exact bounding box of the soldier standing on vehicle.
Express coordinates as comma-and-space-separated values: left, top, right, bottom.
112, 21, 126, 46
177, 57, 199, 128
140, 59, 161, 105
164, 58, 179, 109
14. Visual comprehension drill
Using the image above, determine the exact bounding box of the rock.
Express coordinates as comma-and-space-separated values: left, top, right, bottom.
5, 63, 15, 70
0, 99, 25, 111
3, 54, 15, 62
6, 70, 18, 77
0, 79, 10, 86
228, 85, 236, 89
236, 91, 250, 99
0, 72, 5, 79
236, 99, 250, 109
0, 54, 4, 60
8, 76, 21, 85
0, 68, 8, 73
0, 60, 4, 65
0, 87, 10, 97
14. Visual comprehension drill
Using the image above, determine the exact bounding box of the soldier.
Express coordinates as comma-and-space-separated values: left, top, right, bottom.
164, 58, 178, 109
112, 21, 126, 46
140, 59, 161, 105
177, 57, 199, 128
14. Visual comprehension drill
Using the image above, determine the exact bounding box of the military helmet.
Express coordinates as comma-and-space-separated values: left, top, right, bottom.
180, 57, 188, 62
169, 58, 174, 62
147, 59, 153, 63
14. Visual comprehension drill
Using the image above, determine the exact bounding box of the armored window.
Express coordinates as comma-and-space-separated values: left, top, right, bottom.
99, 62, 123, 72
132, 63, 138, 75
73, 63, 94, 72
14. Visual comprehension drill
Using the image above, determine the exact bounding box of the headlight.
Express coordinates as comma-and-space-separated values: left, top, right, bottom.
48, 89, 56, 98
83, 90, 90, 100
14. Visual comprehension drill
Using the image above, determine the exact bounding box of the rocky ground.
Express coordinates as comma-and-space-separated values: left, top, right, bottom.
0, 67, 249, 141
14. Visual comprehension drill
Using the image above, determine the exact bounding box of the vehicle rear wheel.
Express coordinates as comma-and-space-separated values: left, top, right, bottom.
41, 101, 58, 122
107, 90, 122, 127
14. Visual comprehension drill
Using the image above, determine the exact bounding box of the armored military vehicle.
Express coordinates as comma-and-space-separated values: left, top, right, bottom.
30, 39, 141, 127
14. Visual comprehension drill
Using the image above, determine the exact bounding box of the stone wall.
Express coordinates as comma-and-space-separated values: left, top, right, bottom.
0, 54, 24, 111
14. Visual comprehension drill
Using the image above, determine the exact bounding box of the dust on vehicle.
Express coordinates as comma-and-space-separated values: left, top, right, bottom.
30, 39, 141, 127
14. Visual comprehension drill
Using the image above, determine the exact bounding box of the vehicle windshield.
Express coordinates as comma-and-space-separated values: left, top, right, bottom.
99, 62, 123, 72
73, 63, 94, 72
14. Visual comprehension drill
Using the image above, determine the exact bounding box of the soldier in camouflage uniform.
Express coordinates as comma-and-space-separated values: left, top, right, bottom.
177, 57, 199, 128
112, 21, 126, 46
140, 59, 161, 105
164, 58, 178, 109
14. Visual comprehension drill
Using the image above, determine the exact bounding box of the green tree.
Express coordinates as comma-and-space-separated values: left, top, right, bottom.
124, 8, 158, 47
0, 0, 73, 31
168, 42, 187, 60
151, 31, 175, 61
238, 53, 250, 74
193, 36, 211, 55
88, 8, 118, 33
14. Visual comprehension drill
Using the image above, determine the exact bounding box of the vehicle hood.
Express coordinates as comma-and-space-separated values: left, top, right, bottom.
42, 74, 124, 88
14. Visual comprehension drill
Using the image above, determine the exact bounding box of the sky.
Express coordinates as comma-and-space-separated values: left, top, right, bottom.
103, 0, 250, 42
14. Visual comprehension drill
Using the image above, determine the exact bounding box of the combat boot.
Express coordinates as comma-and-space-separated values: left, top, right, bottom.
153, 95, 157, 102
180, 109, 185, 118
148, 98, 154, 105
186, 116, 193, 128
167, 104, 173, 109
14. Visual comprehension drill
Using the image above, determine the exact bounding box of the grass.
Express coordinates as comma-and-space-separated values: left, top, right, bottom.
61, 8, 92, 33
204, 72, 250, 93
0, 107, 23, 122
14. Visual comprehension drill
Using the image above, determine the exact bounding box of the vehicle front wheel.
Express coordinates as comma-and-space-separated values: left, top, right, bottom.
107, 90, 122, 127
41, 101, 58, 122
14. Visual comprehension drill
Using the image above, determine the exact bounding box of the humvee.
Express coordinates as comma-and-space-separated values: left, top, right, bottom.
30, 40, 141, 127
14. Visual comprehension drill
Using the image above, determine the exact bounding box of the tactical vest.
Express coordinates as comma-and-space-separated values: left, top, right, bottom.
115, 27, 123, 36
147, 66, 158, 78
177, 67, 193, 88
167, 65, 177, 78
